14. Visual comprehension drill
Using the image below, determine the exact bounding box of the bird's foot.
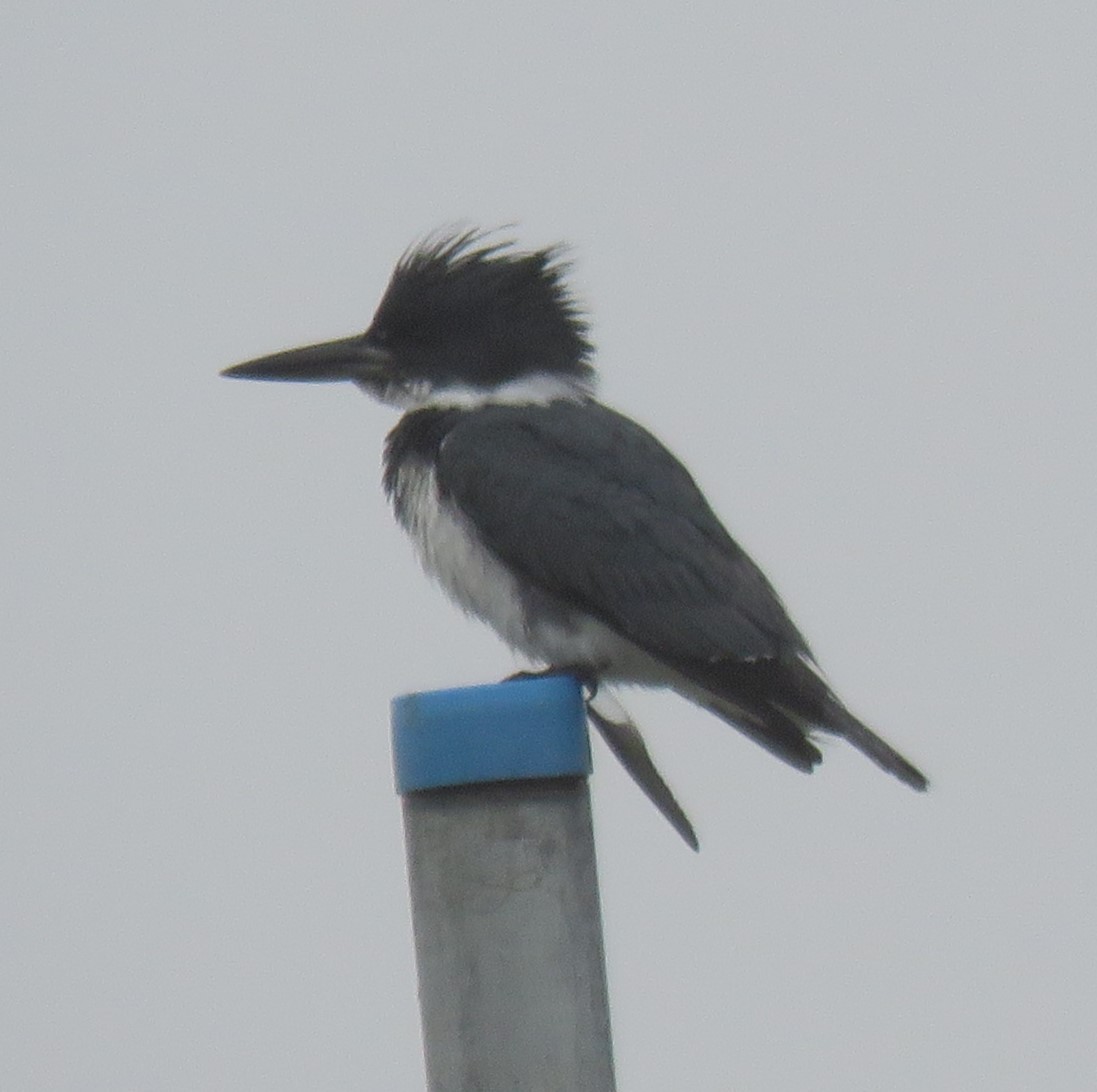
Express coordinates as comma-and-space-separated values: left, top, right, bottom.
502, 665, 599, 698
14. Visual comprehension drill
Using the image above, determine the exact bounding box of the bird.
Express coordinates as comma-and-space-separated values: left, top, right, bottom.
223, 228, 927, 849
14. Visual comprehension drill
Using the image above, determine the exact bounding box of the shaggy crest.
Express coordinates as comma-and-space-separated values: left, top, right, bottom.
367, 229, 596, 389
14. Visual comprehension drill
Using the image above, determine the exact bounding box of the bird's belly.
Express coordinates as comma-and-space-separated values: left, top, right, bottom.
390, 463, 664, 679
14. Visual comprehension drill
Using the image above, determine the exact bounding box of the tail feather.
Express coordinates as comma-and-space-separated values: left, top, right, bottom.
687, 687, 823, 774
821, 698, 928, 791
585, 689, 700, 851
675, 658, 927, 790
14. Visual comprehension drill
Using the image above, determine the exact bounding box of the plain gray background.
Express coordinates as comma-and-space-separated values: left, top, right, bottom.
4, 3, 1094, 1089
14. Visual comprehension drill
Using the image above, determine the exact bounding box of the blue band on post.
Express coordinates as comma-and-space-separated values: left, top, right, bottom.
391, 676, 590, 794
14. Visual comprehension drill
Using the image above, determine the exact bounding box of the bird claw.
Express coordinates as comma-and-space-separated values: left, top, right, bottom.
502, 666, 599, 698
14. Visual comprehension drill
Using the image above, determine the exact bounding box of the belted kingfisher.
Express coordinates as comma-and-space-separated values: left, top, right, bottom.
223, 229, 926, 849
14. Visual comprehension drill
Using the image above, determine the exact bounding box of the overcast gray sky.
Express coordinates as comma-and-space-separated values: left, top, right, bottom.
4, 3, 1095, 1089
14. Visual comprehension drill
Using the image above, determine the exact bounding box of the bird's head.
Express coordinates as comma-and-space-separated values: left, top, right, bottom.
222, 229, 596, 409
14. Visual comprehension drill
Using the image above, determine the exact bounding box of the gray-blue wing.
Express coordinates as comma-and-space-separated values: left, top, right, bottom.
435, 400, 810, 678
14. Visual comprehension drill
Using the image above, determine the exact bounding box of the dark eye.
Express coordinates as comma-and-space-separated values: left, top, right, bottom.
369, 326, 390, 346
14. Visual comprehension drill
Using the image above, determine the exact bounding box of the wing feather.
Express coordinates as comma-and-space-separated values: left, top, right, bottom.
435, 401, 808, 668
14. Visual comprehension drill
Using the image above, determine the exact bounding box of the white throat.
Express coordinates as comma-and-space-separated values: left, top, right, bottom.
366, 371, 593, 411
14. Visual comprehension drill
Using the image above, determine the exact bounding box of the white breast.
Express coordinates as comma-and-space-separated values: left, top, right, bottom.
392, 462, 539, 656
390, 460, 670, 682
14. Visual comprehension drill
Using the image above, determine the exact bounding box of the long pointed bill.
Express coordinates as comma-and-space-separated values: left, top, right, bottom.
221, 334, 393, 384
